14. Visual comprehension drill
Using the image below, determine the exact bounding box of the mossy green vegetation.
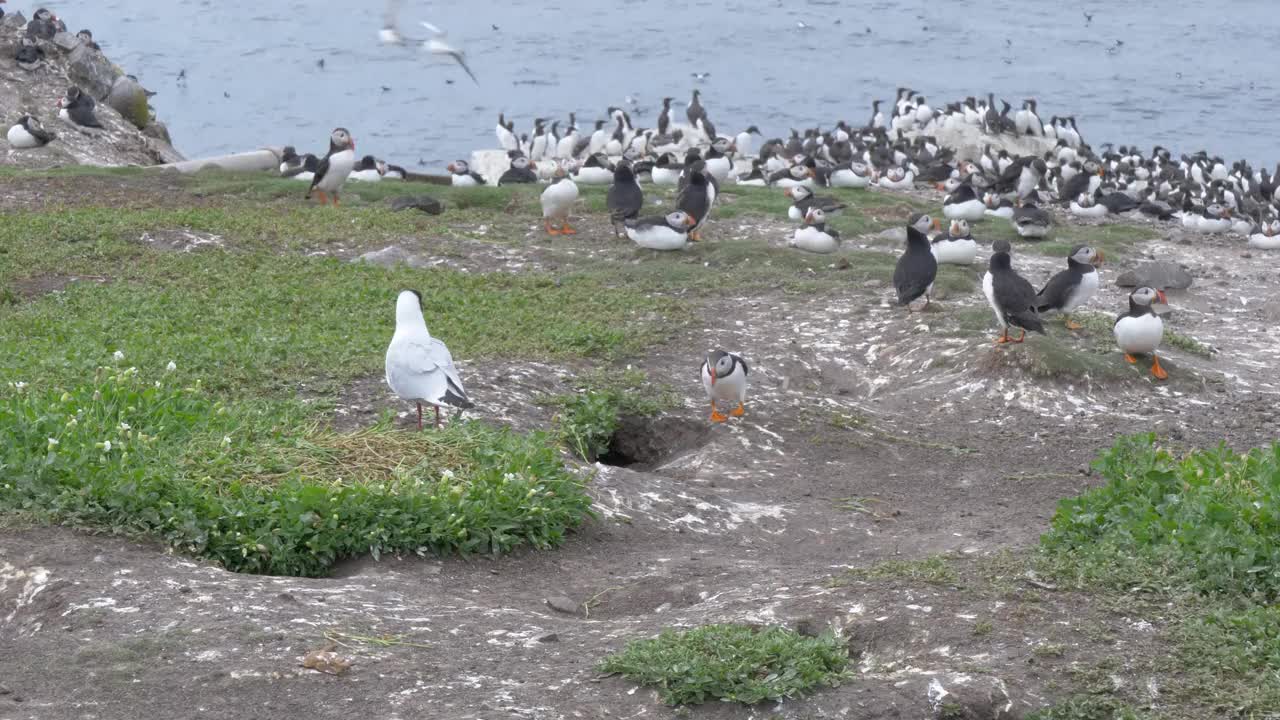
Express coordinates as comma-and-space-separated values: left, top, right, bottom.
599, 624, 850, 706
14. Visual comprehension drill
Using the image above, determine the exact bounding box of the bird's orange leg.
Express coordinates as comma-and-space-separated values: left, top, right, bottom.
314, 190, 328, 205
560, 220, 577, 235
1123, 353, 1138, 364
1013, 329, 1027, 343
545, 220, 561, 236
690, 229, 702, 242
332, 192, 340, 207
730, 403, 745, 417
995, 328, 1011, 344
710, 401, 728, 423
1150, 354, 1169, 380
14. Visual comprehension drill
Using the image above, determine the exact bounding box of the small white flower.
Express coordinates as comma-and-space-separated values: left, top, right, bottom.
9, 381, 27, 390
113, 350, 125, 361
47, 438, 59, 448
440, 468, 455, 480
154, 381, 162, 388
119, 422, 131, 431
166, 361, 177, 372
102, 440, 112, 452
222, 435, 232, 446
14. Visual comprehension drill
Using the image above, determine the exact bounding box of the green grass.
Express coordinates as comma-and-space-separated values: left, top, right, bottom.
0, 366, 594, 576
599, 624, 850, 706
544, 368, 678, 461
832, 555, 958, 586
983, 218, 1161, 260
1038, 434, 1280, 715
1024, 696, 1148, 720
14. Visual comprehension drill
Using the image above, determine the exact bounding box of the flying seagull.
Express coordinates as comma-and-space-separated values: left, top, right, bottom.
380, 0, 478, 85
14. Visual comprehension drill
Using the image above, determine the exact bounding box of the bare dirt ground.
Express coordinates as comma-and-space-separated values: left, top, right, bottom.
4, 175, 1279, 719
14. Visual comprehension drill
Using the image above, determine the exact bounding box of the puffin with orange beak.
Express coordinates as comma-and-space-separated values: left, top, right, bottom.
306, 127, 356, 206
1034, 245, 1103, 330
701, 350, 749, 423
1114, 287, 1169, 380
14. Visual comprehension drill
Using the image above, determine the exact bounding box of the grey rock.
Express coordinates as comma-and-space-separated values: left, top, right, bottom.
930, 676, 1020, 719
143, 121, 173, 144
52, 31, 81, 53
389, 195, 444, 215
544, 595, 581, 616
108, 75, 151, 129
351, 246, 428, 269
1114, 261, 1193, 290
536, 632, 559, 643
1261, 300, 1280, 322
1, 12, 26, 30
68, 43, 121, 100
878, 227, 907, 243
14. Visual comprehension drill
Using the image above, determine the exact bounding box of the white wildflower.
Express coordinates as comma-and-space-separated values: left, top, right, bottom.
155, 381, 162, 388
222, 435, 232, 446
47, 438, 59, 448
119, 422, 131, 431
9, 381, 27, 390
101, 440, 112, 452
166, 361, 177, 372
113, 350, 125, 362
440, 468, 455, 480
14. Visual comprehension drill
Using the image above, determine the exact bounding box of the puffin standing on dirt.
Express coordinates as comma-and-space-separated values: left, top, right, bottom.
701, 349, 749, 423
7, 114, 55, 148
306, 127, 356, 206
893, 215, 939, 311
983, 239, 1044, 343
606, 161, 644, 237
1114, 286, 1169, 380
385, 290, 474, 430
57, 87, 103, 129
1034, 245, 1103, 329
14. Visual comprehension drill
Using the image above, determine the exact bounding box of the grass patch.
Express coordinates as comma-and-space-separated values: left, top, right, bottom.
985, 218, 1160, 261
1024, 696, 1147, 720
599, 624, 850, 706
0, 365, 593, 577
544, 368, 677, 461
833, 555, 957, 586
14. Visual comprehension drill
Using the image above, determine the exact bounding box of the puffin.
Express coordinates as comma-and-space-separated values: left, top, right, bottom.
703, 138, 733, 183
76, 29, 100, 51
893, 216, 939, 311
495, 113, 519, 152
6, 115, 55, 148
942, 183, 986, 222
349, 155, 387, 182
651, 153, 682, 186
15, 37, 45, 71
570, 153, 614, 185
789, 207, 841, 254
606, 161, 644, 237
57, 87, 103, 128
497, 154, 538, 185
931, 219, 977, 265
784, 184, 846, 221
385, 290, 473, 430
1012, 203, 1053, 238
25, 8, 60, 40
734, 125, 761, 157
1114, 287, 1169, 380
1034, 245, 1103, 329
447, 159, 485, 186
1248, 218, 1280, 250
701, 350, 749, 423
877, 166, 916, 191
983, 239, 1044, 343
280, 148, 319, 181
306, 127, 357, 206
1069, 191, 1109, 218
540, 162, 579, 235
829, 161, 873, 188
677, 162, 714, 241
625, 210, 695, 251
735, 159, 768, 187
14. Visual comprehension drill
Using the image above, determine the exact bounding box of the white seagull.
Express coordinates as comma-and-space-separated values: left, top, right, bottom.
385, 290, 473, 430
380, 1, 479, 84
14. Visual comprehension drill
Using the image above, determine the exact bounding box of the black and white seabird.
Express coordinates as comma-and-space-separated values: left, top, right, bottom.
306, 127, 357, 205
57, 87, 103, 128
1114, 287, 1168, 379
7, 114, 55, 148
784, 184, 846, 221
686, 89, 706, 128
1034, 245, 1103, 329
16, 37, 45, 71
447, 159, 486, 186
676, 161, 714, 241
497, 154, 538, 185
983, 240, 1044, 343
625, 210, 695, 251
1012, 202, 1053, 238
701, 350, 749, 423
893, 219, 939, 310
606, 161, 643, 237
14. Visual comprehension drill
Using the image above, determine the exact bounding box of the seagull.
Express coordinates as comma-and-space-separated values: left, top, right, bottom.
1083, 10, 1093, 24
378, 2, 478, 84
691, 72, 710, 82
385, 290, 473, 430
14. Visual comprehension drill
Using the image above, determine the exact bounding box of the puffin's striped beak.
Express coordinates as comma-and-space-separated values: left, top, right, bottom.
685, 214, 696, 227
1157, 290, 1168, 304
1095, 250, 1105, 265
932, 218, 941, 231
709, 370, 716, 386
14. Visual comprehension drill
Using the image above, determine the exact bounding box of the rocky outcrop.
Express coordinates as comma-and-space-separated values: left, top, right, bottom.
0, 11, 183, 168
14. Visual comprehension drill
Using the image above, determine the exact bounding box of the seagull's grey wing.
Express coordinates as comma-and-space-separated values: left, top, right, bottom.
420, 20, 444, 35
452, 53, 479, 85
427, 337, 471, 405
386, 338, 449, 404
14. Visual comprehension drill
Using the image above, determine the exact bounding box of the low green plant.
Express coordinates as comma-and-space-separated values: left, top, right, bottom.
1042, 434, 1280, 601
833, 555, 958, 586
1025, 696, 1146, 720
549, 369, 675, 461
599, 624, 850, 706
0, 366, 594, 577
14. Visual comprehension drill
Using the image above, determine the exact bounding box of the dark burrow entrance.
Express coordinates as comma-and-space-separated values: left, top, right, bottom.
596, 414, 712, 471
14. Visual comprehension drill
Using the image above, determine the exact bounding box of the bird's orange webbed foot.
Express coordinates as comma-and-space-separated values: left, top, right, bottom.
313, 190, 328, 205
1065, 318, 1083, 330
1012, 329, 1027, 343
1151, 354, 1169, 380
560, 222, 577, 235
545, 221, 561, 236
710, 402, 727, 423
730, 403, 745, 417
1124, 353, 1138, 364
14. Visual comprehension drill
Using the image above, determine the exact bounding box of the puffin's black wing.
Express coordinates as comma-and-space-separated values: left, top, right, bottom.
892, 229, 938, 306
732, 353, 749, 375
1034, 269, 1078, 312
607, 182, 643, 223
307, 156, 331, 196
995, 271, 1044, 332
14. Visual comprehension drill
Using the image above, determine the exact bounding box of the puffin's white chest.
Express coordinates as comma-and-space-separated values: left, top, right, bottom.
789, 227, 839, 254
982, 272, 1004, 326
541, 179, 579, 217
571, 167, 613, 185
1248, 233, 1280, 250
651, 167, 680, 186
627, 224, 688, 251
932, 238, 977, 265
317, 150, 356, 192
830, 169, 870, 187
944, 199, 986, 222
452, 173, 479, 187
6, 124, 40, 148
1114, 313, 1163, 354
1070, 201, 1108, 218
701, 362, 748, 404
1062, 270, 1099, 312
